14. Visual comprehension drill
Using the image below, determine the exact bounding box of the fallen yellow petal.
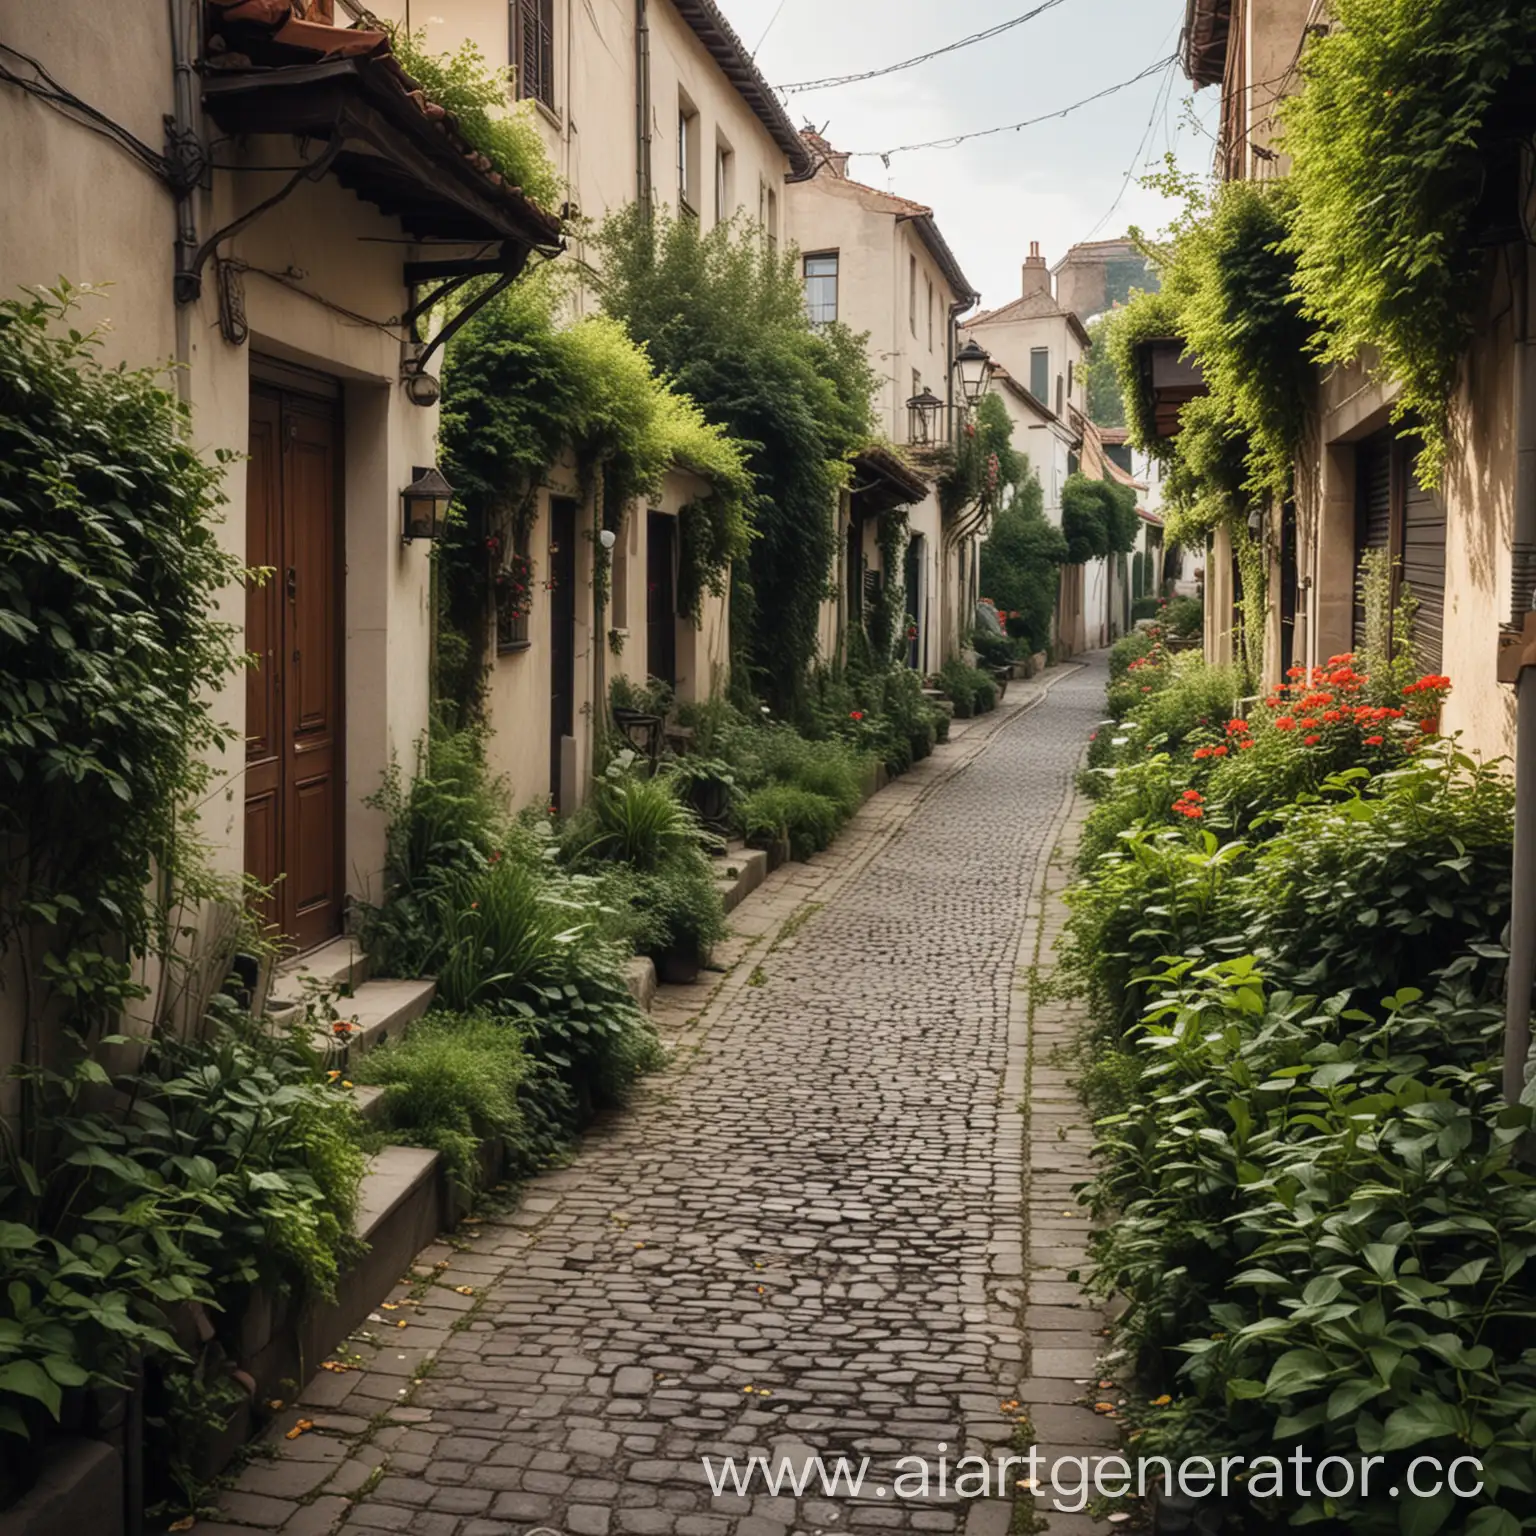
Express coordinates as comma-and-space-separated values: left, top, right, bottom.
1151, 1394, 1171, 1407
454, 1285, 475, 1296
168, 1519, 196, 1532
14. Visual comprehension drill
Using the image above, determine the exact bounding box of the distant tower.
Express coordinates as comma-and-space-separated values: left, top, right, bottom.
1052, 239, 1160, 325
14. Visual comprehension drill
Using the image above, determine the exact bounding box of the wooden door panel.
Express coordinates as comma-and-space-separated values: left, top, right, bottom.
246, 393, 283, 768
244, 381, 344, 950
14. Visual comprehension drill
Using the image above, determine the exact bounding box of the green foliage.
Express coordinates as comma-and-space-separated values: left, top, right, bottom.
1084, 313, 1126, 427
740, 783, 842, 861
1, 1011, 364, 1467
937, 392, 1028, 523
937, 659, 998, 719
436, 272, 752, 722
385, 29, 562, 211
565, 759, 710, 870
352, 1012, 526, 1195
1060, 472, 1138, 563
1281, 0, 1536, 485
1065, 644, 1529, 1531
979, 468, 1067, 654
0, 285, 243, 1037
596, 206, 877, 709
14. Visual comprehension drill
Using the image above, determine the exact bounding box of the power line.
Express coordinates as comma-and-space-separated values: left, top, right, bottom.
778, 0, 1071, 94
846, 55, 1176, 163
1077, 56, 1179, 245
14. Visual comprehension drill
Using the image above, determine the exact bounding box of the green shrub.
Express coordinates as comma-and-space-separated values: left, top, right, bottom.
740, 784, 842, 861
1162, 594, 1203, 640
353, 1012, 526, 1194
1087, 959, 1534, 1533
565, 758, 710, 870
593, 853, 727, 961
938, 659, 998, 718
1108, 628, 1155, 681
1131, 595, 1163, 622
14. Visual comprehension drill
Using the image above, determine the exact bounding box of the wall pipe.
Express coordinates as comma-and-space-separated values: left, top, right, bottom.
635, 0, 652, 210
1504, 158, 1536, 1105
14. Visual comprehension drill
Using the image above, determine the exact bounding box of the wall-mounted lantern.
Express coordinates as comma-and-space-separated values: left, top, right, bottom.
953, 337, 993, 407
401, 465, 454, 543
906, 388, 944, 446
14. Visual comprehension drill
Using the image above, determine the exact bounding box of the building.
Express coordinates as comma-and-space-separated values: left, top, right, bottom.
372, 0, 810, 810
1176, 0, 1524, 759
0, 0, 562, 972
966, 244, 1128, 653
1052, 237, 1159, 325
783, 132, 983, 673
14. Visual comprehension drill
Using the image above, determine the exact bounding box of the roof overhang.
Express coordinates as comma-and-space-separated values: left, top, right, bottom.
201, 57, 565, 248
899, 213, 979, 309
852, 445, 929, 513
1182, 0, 1232, 88
670, 0, 814, 177
1134, 336, 1208, 439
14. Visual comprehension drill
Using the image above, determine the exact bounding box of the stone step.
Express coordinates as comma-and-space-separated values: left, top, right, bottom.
318, 977, 437, 1063
269, 935, 368, 1010
625, 956, 658, 1012
715, 843, 768, 914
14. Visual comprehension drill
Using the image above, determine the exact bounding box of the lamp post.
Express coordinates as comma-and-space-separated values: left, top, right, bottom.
953, 338, 993, 408
400, 465, 454, 543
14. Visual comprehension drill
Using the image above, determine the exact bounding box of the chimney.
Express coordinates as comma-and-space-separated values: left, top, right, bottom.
802, 129, 850, 179
1022, 241, 1051, 298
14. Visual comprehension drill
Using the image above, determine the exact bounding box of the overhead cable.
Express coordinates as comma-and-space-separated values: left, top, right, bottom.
779, 0, 1071, 94
846, 55, 1177, 163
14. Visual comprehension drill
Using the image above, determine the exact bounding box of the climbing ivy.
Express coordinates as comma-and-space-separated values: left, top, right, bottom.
438, 269, 753, 722
595, 206, 877, 712
1060, 472, 1139, 563
1281, 0, 1536, 484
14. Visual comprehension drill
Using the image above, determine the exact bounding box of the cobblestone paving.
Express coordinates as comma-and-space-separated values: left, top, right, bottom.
215, 658, 1110, 1536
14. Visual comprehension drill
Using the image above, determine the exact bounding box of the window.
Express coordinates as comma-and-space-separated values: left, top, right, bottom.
714, 142, 734, 224
1056, 374, 1064, 417
1029, 347, 1049, 403
678, 99, 699, 214
512, 0, 554, 110
926, 278, 934, 353
494, 521, 534, 653
766, 187, 778, 255
909, 255, 918, 336
804, 253, 839, 325
1067, 359, 1074, 403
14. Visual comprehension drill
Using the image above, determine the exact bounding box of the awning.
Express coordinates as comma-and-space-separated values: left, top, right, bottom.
202, 56, 564, 248
851, 445, 929, 515
1134, 337, 1208, 439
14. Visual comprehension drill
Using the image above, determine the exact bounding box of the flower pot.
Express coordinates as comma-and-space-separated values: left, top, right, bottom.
656, 945, 701, 986
686, 775, 732, 832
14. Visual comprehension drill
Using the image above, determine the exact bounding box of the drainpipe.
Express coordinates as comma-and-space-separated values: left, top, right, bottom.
635, 0, 652, 211
168, 0, 201, 385
1501, 175, 1536, 1105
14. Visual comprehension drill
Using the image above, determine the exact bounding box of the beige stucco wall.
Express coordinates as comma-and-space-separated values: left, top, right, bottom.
1, 2, 442, 958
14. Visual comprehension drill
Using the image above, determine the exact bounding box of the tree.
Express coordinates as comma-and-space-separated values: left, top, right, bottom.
595, 206, 876, 710
1085, 314, 1126, 428
1061, 472, 1138, 563
980, 465, 1067, 654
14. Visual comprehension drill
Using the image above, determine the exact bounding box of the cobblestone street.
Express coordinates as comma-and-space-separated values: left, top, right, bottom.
215, 658, 1110, 1536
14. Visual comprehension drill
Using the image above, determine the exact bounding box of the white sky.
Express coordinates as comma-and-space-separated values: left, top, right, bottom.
717, 0, 1220, 310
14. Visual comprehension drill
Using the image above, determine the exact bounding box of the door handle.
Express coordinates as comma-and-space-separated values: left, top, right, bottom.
286, 566, 297, 601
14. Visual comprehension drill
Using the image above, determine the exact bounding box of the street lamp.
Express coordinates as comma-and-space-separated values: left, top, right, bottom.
954, 338, 993, 407
400, 465, 454, 543
906, 388, 944, 447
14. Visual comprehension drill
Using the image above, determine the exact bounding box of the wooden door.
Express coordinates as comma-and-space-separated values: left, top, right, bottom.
245, 384, 345, 953
646, 511, 677, 687
548, 497, 577, 807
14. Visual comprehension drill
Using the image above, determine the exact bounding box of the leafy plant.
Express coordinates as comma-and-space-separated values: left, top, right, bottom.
385, 29, 563, 210
1061, 472, 1139, 562
938, 659, 998, 719
352, 1012, 527, 1195
740, 784, 842, 861
596, 205, 877, 711
1280, 0, 1536, 486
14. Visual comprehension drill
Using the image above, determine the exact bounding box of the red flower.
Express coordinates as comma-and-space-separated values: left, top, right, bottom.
1194, 746, 1212, 760
1226, 719, 1250, 736
1321, 710, 1345, 724
1274, 717, 1296, 732
1420, 717, 1438, 734
1211, 745, 1229, 757
1327, 653, 1356, 667
1304, 733, 1321, 746
1238, 739, 1256, 751
850, 711, 865, 721
1364, 735, 1385, 746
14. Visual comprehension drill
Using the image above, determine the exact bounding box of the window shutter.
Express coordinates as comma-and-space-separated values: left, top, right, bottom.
515, 0, 553, 106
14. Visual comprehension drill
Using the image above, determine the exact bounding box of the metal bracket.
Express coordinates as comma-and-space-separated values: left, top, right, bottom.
401, 245, 531, 375
176, 138, 344, 305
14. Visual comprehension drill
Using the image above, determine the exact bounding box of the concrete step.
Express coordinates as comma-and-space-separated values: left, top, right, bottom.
715, 843, 768, 914
350, 1084, 387, 1123
625, 956, 658, 1012
269, 935, 368, 1010
319, 977, 437, 1062
241, 1145, 444, 1406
